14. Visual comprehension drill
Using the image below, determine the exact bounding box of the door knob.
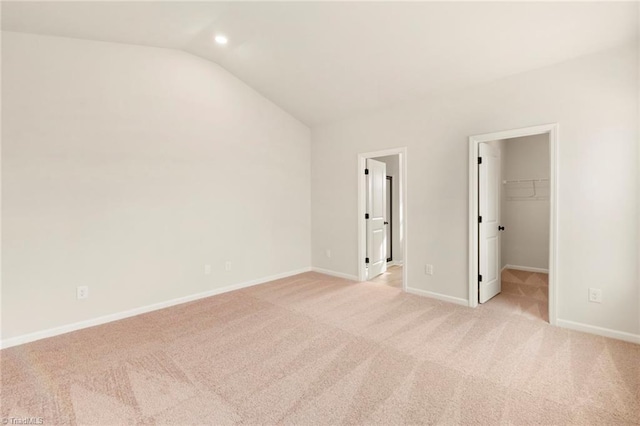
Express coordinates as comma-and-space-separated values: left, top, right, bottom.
384, 222, 389, 225
498, 226, 505, 231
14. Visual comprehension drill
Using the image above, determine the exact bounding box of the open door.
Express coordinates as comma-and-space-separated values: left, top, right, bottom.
386, 176, 392, 262
366, 158, 387, 279
478, 143, 501, 303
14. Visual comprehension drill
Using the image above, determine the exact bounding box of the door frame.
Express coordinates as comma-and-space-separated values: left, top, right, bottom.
358, 147, 407, 291
468, 124, 558, 325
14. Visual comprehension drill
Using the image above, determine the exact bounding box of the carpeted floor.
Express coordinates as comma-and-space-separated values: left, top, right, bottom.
483, 268, 549, 323
370, 265, 403, 289
1, 271, 639, 425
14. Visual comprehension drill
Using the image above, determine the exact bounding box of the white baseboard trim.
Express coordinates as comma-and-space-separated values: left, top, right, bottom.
0, 267, 312, 350
311, 267, 358, 281
388, 260, 404, 267
556, 319, 640, 344
405, 286, 469, 307
504, 264, 549, 274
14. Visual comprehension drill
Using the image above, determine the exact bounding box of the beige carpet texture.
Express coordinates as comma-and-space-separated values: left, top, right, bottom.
371, 266, 403, 289
1, 271, 639, 425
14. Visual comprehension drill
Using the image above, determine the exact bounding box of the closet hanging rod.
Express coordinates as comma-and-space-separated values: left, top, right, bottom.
502, 178, 549, 184
506, 196, 549, 201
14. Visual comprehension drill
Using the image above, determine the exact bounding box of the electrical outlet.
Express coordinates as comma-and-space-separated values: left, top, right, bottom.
77, 286, 89, 300
204, 264, 212, 275
326, 249, 332, 258
588, 288, 602, 303
225, 261, 232, 272
425, 264, 434, 275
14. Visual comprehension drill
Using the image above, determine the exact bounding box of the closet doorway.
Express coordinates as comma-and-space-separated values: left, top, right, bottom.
468, 124, 558, 325
357, 148, 407, 291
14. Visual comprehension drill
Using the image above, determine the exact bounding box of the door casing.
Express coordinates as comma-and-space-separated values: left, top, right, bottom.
358, 147, 407, 291
468, 124, 558, 325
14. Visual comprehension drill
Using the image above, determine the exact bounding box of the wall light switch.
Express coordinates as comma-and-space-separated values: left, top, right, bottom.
425, 264, 434, 275
204, 264, 212, 275
225, 261, 232, 272
326, 249, 332, 258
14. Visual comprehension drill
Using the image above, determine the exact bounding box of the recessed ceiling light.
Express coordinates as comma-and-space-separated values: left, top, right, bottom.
215, 35, 228, 45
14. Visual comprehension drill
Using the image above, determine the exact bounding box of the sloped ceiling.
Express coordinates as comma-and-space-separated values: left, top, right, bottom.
2, 1, 638, 125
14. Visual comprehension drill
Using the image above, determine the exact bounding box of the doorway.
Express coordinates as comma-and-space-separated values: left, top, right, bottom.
469, 124, 558, 325
357, 148, 407, 291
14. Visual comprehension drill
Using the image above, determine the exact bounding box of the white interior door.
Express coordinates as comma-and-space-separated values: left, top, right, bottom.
385, 177, 392, 261
366, 159, 387, 279
479, 143, 501, 303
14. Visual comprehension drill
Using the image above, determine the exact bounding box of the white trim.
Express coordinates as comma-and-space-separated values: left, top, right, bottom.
504, 264, 549, 274
469, 123, 559, 327
388, 260, 404, 267
311, 267, 358, 281
556, 319, 640, 344
0, 267, 311, 349
406, 286, 469, 307
358, 147, 408, 293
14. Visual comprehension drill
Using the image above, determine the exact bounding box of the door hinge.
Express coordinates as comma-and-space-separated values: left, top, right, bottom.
365, 213, 370, 219
364, 168, 369, 175
478, 216, 482, 223
365, 257, 370, 264
478, 157, 482, 165
478, 274, 483, 282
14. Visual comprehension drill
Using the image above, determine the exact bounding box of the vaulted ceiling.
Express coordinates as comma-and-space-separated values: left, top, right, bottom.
2, 1, 637, 125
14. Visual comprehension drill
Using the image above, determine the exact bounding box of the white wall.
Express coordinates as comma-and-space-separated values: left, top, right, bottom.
502, 135, 550, 270
311, 44, 639, 336
1, 32, 311, 340
373, 155, 403, 263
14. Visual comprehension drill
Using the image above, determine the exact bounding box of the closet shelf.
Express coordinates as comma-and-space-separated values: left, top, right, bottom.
502, 178, 549, 184
503, 178, 549, 201
506, 196, 549, 201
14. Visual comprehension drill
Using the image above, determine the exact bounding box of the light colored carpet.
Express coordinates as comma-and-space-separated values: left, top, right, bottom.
1, 271, 639, 425
485, 268, 549, 323
370, 265, 403, 289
